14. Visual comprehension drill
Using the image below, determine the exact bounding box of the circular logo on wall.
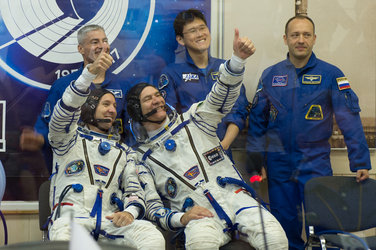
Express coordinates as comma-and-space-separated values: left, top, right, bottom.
0, 0, 155, 89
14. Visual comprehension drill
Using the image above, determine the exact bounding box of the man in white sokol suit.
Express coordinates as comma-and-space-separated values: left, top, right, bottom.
48, 49, 165, 249
126, 29, 288, 250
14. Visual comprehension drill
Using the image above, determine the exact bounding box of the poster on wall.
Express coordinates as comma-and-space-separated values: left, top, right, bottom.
0, 0, 211, 201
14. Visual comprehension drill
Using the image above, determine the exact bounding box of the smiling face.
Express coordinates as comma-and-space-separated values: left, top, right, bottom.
139, 86, 166, 125
92, 93, 117, 133
78, 29, 110, 66
176, 18, 211, 55
284, 17, 316, 67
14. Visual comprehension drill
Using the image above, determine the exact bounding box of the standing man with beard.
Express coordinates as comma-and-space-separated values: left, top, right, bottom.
20, 25, 131, 173
246, 15, 371, 249
158, 9, 249, 159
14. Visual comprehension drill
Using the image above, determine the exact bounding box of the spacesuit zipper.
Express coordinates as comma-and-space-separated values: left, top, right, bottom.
181, 115, 209, 183
82, 139, 94, 185
105, 150, 123, 189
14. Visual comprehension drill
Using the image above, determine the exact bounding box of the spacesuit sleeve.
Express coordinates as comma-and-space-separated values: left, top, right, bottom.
121, 152, 146, 219
137, 162, 182, 231
48, 70, 94, 155
330, 71, 371, 172
189, 59, 245, 132
223, 84, 249, 131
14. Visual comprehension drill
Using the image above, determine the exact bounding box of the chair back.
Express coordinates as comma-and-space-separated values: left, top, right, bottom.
38, 180, 51, 232
304, 176, 376, 232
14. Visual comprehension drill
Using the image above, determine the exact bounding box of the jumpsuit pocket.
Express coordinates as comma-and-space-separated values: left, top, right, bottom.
344, 91, 361, 113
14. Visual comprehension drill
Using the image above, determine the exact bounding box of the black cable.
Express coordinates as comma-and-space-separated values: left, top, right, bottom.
0, 210, 8, 245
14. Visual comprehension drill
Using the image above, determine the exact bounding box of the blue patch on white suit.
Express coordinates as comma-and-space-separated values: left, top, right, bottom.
165, 177, 177, 198
106, 89, 123, 98
42, 102, 51, 119
158, 74, 169, 89
64, 160, 85, 176
184, 166, 200, 180
203, 146, 224, 165
182, 73, 199, 83
272, 75, 288, 87
94, 164, 110, 176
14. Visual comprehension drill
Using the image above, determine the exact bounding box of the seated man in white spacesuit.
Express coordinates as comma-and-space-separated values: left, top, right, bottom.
126, 29, 288, 250
47, 49, 165, 249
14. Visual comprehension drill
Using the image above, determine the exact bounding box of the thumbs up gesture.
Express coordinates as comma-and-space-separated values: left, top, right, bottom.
233, 28, 255, 60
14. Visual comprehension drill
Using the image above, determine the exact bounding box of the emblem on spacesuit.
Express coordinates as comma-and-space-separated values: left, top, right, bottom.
305, 105, 323, 120
272, 75, 288, 87
269, 104, 278, 122
94, 164, 110, 176
184, 166, 200, 180
203, 146, 224, 165
302, 74, 321, 84
182, 73, 199, 82
336, 77, 351, 91
165, 177, 177, 198
64, 160, 85, 176
211, 71, 219, 81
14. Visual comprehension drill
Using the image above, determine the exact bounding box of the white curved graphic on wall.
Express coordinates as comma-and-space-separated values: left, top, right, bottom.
0, 0, 155, 89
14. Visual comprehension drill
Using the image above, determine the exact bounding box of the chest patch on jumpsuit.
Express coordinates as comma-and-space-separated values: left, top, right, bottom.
336, 77, 351, 91
106, 89, 123, 98
64, 160, 85, 176
94, 164, 110, 176
272, 75, 288, 87
211, 71, 220, 81
182, 73, 199, 83
305, 105, 323, 120
269, 104, 278, 122
184, 166, 200, 180
302, 75, 321, 84
165, 177, 177, 198
203, 146, 224, 165
159, 74, 169, 89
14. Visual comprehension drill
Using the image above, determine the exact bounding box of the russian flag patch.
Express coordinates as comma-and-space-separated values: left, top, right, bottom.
336, 77, 351, 91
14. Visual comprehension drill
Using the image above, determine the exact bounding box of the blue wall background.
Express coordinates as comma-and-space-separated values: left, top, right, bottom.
0, 0, 210, 200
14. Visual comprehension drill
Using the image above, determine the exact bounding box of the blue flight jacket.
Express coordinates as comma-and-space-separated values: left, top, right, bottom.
158, 50, 249, 142
247, 52, 371, 183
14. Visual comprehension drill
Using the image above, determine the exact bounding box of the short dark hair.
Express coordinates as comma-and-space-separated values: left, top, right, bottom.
174, 8, 207, 37
285, 15, 315, 35
81, 88, 114, 126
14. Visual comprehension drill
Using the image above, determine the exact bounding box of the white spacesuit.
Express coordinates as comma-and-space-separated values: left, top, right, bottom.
48, 66, 164, 249
129, 60, 288, 250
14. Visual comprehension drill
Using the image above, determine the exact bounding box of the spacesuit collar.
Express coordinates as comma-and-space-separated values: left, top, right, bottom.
78, 125, 121, 141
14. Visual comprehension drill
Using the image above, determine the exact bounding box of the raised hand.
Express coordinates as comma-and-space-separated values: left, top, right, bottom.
233, 28, 256, 60
88, 49, 113, 75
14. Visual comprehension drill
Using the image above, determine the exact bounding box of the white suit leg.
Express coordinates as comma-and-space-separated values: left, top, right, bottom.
184, 217, 231, 250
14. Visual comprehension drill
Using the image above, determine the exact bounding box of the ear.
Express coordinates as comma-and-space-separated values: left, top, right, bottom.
77, 44, 84, 55
176, 35, 185, 46
283, 34, 287, 46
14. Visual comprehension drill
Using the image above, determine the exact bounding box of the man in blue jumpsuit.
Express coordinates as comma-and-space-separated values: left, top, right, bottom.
158, 9, 249, 157
246, 16, 371, 250
19, 24, 134, 173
